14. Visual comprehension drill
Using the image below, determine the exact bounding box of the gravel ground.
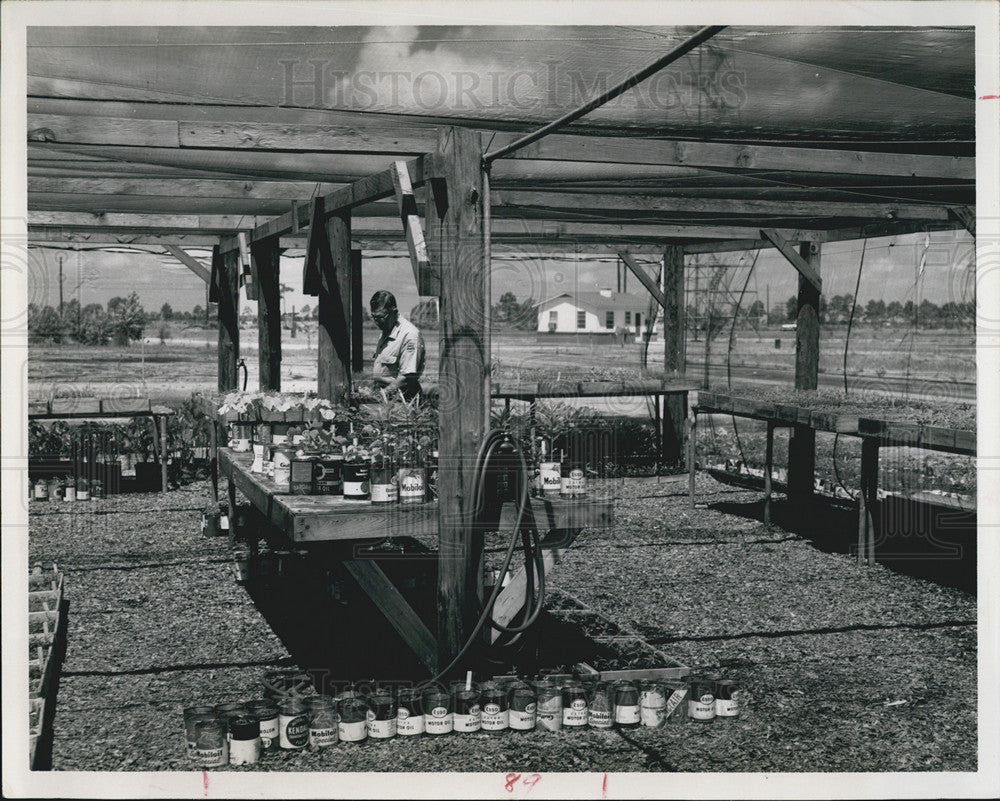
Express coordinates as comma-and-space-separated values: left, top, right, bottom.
28, 474, 976, 773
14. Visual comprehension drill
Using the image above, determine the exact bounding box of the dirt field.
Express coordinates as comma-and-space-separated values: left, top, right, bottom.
27, 325, 975, 408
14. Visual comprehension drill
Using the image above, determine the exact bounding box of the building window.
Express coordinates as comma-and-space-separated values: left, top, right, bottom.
625, 311, 631, 325
605, 311, 615, 329
548, 310, 558, 324
577, 310, 587, 329
635, 312, 641, 330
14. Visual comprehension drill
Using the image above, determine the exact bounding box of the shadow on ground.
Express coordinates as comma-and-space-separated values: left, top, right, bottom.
711, 495, 976, 594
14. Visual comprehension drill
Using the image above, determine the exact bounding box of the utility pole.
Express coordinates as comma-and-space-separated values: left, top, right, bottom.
57, 253, 65, 317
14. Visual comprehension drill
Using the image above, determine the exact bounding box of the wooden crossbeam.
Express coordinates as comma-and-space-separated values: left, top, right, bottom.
390, 160, 431, 285
162, 244, 210, 283
29, 178, 955, 224
28, 112, 974, 180
492, 189, 952, 222
619, 252, 666, 309
220, 156, 429, 254
759, 228, 823, 291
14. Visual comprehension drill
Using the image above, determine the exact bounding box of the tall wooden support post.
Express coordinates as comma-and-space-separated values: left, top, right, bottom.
351, 249, 363, 376
217, 248, 240, 392
253, 237, 282, 391
434, 127, 487, 674
317, 212, 352, 403
663, 245, 686, 466
788, 242, 820, 498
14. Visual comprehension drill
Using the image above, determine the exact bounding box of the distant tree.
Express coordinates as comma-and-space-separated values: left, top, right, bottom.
885, 300, 903, 322
107, 292, 146, 345
827, 294, 854, 323
918, 299, 940, 327
495, 292, 521, 323
28, 304, 66, 343
300, 304, 311, 317
76, 303, 111, 345
160, 302, 173, 321
864, 298, 886, 324
192, 305, 204, 322
785, 296, 798, 322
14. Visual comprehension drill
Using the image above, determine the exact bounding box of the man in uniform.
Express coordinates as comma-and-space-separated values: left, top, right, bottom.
369, 290, 426, 400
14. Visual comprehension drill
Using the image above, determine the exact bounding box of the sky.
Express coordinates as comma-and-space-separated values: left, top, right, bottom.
26, 228, 976, 322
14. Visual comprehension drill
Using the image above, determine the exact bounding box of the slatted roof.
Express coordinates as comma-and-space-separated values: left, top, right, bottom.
25, 25, 976, 252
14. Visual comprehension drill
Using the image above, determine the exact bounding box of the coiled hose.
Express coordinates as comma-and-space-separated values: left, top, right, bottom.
423, 429, 545, 685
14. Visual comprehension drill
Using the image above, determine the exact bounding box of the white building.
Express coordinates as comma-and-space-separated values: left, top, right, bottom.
535, 289, 657, 336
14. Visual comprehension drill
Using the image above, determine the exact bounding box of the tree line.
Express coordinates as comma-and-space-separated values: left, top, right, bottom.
27, 296, 221, 345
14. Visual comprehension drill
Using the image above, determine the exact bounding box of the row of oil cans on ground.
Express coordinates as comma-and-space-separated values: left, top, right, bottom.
184, 671, 744, 766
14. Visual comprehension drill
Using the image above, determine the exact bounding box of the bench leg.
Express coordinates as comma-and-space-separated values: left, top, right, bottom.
858, 438, 879, 566
764, 421, 774, 526
687, 412, 697, 507
159, 414, 168, 494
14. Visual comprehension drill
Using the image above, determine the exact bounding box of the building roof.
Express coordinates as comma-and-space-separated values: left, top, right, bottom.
536, 292, 655, 312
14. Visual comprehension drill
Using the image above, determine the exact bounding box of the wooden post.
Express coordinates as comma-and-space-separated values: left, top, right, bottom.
435, 127, 486, 674
351, 249, 363, 375
159, 414, 168, 494
795, 241, 820, 391
859, 437, 879, 566
217, 248, 240, 391
317, 212, 352, 402
787, 241, 820, 498
687, 410, 697, 507
663, 245, 687, 466
764, 421, 774, 525
253, 236, 282, 390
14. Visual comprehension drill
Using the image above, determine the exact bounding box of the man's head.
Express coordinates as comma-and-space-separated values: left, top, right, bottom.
370, 290, 399, 333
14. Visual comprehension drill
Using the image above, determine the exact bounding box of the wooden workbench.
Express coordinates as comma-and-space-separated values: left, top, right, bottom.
219, 447, 614, 673
689, 391, 976, 567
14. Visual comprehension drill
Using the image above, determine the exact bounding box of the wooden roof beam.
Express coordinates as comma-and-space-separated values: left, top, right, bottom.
219, 155, 432, 253
28, 112, 974, 180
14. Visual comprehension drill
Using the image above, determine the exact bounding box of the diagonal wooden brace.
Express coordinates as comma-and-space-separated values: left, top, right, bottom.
343, 559, 437, 674
947, 206, 975, 237
391, 160, 431, 289
163, 244, 210, 284
619, 251, 666, 309
760, 228, 822, 291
